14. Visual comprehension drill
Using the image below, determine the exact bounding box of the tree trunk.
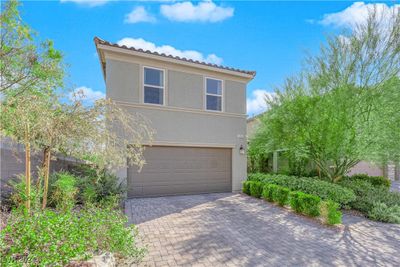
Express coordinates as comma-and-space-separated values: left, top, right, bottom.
41, 147, 51, 209
24, 128, 31, 212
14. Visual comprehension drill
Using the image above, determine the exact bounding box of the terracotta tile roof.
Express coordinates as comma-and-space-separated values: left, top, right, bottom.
94, 37, 256, 78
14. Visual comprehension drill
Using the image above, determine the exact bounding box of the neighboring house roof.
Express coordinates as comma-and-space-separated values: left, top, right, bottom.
94, 37, 256, 80
247, 112, 264, 123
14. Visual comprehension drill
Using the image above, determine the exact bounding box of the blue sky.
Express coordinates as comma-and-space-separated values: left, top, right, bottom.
18, 1, 398, 116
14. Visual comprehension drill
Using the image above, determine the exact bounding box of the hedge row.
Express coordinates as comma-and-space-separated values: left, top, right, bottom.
243, 181, 342, 225
248, 173, 355, 206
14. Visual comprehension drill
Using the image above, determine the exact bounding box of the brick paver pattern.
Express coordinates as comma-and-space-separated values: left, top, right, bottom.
125, 193, 400, 267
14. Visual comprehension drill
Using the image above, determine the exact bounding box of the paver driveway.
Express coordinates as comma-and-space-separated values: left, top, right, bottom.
125, 193, 400, 267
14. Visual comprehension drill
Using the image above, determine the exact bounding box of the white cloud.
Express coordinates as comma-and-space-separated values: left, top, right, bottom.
60, 0, 111, 7
246, 90, 275, 116
160, 1, 234, 22
124, 6, 156, 24
69, 86, 105, 104
117, 37, 223, 64
319, 2, 399, 29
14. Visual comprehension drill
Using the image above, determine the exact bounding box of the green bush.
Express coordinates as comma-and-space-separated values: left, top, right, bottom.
368, 202, 400, 224
249, 181, 263, 198
69, 165, 125, 204
339, 179, 400, 215
0, 206, 145, 266
299, 193, 321, 217
242, 181, 251, 195
50, 172, 78, 212
320, 200, 342, 225
272, 186, 290, 206
262, 184, 277, 202
289, 191, 303, 213
350, 174, 391, 189
8, 175, 42, 211
249, 173, 355, 206
289, 191, 320, 217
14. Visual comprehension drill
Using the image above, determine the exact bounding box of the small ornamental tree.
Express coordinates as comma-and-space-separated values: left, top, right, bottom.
250, 8, 400, 182
36, 91, 154, 208
0, 93, 54, 212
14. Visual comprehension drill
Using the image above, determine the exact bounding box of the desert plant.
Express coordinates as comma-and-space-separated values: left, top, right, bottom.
339, 178, 400, 215
249, 9, 400, 182
368, 202, 400, 224
69, 166, 125, 204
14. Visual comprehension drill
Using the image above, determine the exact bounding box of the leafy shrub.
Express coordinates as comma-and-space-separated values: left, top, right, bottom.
320, 200, 342, 225
289, 191, 303, 213
289, 191, 320, 217
0, 206, 145, 266
262, 184, 277, 202
368, 202, 400, 224
70, 165, 125, 204
249, 181, 263, 198
249, 173, 355, 206
242, 181, 251, 195
350, 174, 391, 189
50, 172, 78, 212
8, 175, 42, 211
299, 193, 321, 217
272, 185, 290, 206
339, 179, 400, 214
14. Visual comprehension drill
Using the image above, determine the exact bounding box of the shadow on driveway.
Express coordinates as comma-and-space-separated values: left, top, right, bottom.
125, 193, 400, 267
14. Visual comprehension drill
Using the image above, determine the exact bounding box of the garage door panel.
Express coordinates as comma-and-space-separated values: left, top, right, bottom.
128, 146, 232, 197
138, 182, 230, 196
131, 172, 230, 186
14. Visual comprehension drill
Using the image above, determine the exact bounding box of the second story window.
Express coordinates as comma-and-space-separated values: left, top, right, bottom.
206, 78, 222, 111
144, 67, 164, 105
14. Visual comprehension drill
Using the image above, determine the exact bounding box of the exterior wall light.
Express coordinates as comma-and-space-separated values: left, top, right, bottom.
239, 145, 245, 155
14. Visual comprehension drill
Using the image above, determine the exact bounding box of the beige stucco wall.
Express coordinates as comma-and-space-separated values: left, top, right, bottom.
246, 117, 261, 140
105, 56, 249, 192
106, 60, 140, 103
347, 161, 384, 177
168, 70, 203, 109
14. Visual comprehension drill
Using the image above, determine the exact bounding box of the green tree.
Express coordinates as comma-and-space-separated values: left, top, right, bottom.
0, 0, 65, 212
1, 93, 54, 211
250, 9, 400, 182
0, 0, 64, 96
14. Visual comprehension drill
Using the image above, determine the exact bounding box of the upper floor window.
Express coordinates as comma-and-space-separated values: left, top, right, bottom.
206, 78, 222, 111
144, 67, 164, 105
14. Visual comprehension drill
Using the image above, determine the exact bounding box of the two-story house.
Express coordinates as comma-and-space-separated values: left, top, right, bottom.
94, 37, 255, 197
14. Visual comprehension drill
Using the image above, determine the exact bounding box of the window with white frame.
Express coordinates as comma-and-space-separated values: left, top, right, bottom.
206, 78, 222, 111
144, 67, 164, 105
